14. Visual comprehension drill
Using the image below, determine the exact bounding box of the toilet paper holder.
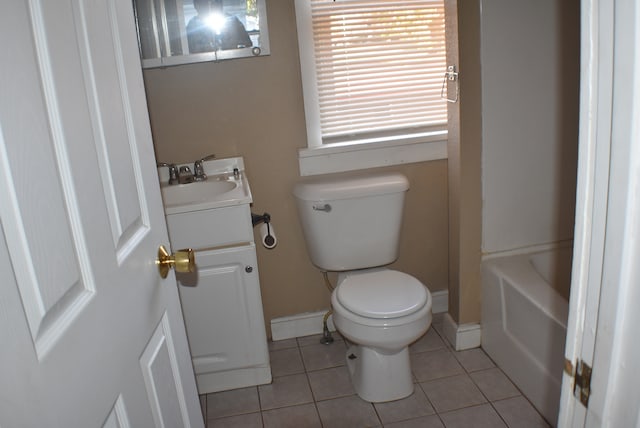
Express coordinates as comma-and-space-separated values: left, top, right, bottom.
251, 212, 271, 227
252, 212, 277, 249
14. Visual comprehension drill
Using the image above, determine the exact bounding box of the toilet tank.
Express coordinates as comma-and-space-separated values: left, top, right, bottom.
293, 172, 409, 271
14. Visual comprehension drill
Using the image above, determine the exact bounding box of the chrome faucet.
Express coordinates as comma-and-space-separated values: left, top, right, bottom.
157, 162, 179, 185
178, 165, 194, 184
193, 154, 216, 181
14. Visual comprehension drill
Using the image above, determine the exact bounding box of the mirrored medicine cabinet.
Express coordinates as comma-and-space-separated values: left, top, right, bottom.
133, 0, 270, 68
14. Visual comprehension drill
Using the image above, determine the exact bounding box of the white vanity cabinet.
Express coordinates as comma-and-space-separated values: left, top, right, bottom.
165, 202, 272, 394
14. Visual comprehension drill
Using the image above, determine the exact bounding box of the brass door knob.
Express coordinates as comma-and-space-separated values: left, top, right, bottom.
157, 245, 195, 278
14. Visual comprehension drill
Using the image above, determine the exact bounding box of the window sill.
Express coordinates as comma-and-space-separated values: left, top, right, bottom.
298, 131, 448, 176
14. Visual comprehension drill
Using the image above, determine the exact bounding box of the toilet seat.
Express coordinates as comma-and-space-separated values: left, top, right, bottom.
336, 269, 428, 319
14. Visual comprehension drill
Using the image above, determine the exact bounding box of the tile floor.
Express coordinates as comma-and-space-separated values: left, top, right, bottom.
200, 314, 550, 427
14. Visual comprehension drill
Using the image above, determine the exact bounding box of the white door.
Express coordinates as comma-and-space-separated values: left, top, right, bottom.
0, 0, 203, 427
558, 0, 640, 426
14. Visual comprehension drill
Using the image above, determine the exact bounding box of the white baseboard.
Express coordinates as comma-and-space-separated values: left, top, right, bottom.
271, 310, 336, 341
442, 312, 482, 351
271, 290, 450, 342
196, 366, 272, 395
431, 289, 448, 314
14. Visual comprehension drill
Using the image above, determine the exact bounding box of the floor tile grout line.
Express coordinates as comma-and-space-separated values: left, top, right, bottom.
413, 338, 548, 428
370, 397, 384, 427
438, 402, 506, 425
487, 399, 515, 428
300, 338, 384, 427
415, 362, 514, 418
302, 340, 345, 428
201, 394, 207, 427
296, 343, 308, 377
256, 384, 265, 428
206, 319, 548, 427
415, 378, 446, 420
463, 350, 544, 410
309, 375, 326, 428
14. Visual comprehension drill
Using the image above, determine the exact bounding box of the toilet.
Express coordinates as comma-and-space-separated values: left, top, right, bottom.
293, 172, 432, 403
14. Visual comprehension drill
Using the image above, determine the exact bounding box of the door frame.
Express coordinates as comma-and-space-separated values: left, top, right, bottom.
558, 0, 640, 425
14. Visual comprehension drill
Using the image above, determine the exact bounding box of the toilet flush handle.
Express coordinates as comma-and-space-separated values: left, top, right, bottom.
313, 203, 332, 212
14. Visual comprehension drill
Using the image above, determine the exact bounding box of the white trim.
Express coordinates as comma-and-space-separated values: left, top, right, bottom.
431, 289, 449, 314
270, 310, 335, 341
558, 0, 614, 425
294, 0, 449, 177
294, 0, 322, 148
298, 138, 447, 176
560, 0, 640, 425
196, 366, 272, 394
481, 239, 574, 261
270, 289, 449, 341
442, 313, 481, 351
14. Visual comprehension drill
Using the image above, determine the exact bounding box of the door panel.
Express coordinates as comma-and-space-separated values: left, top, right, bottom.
141, 313, 192, 428
0, 0, 203, 426
102, 396, 131, 428
75, 0, 150, 254
0, 0, 99, 359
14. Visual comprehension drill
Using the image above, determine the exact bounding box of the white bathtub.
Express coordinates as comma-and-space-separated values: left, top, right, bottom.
481, 246, 572, 426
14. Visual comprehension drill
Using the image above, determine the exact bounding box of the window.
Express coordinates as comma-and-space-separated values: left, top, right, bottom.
295, 0, 449, 175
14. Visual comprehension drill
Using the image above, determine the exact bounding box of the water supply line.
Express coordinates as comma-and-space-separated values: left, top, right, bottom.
320, 271, 335, 345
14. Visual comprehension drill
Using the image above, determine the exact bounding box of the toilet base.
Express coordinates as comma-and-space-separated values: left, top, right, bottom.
345, 344, 414, 403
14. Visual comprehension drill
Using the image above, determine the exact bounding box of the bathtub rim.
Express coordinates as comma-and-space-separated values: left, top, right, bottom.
482, 243, 572, 328
481, 244, 572, 427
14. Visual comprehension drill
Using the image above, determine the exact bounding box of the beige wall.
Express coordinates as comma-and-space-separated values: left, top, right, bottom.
143, 0, 450, 337
447, 0, 484, 325
447, 0, 579, 326
480, 0, 580, 254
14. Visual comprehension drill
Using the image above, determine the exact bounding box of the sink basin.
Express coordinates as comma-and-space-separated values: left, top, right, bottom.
158, 157, 252, 215
162, 179, 237, 208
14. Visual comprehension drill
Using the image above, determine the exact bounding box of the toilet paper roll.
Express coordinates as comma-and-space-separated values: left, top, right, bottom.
259, 222, 277, 249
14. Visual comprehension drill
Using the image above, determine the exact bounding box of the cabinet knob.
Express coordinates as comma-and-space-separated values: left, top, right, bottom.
245, 266, 253, 273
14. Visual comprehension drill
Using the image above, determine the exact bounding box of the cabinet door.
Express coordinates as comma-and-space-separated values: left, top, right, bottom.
177, 244, 269, 375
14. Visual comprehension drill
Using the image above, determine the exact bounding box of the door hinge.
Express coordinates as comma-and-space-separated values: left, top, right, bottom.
564, 358, 592, 407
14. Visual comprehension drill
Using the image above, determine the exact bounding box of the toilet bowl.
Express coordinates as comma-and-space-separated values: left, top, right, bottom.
293, 172, 433, 403
331, 268, 432, 402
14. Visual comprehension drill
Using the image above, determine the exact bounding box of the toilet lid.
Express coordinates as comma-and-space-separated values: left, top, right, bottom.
336, 270, 428, 319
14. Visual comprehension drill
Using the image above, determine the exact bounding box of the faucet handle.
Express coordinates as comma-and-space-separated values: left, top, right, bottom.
193, 154, 216, 181
157, 162, 179, 185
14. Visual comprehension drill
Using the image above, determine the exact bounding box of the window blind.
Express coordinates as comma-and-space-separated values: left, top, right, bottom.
308, 0, 447, 141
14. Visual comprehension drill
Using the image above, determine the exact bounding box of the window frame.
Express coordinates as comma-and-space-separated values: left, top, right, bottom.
294, 0, 448, 176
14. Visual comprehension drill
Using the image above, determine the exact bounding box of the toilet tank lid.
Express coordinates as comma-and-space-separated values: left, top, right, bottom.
293, 172, 409, 201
